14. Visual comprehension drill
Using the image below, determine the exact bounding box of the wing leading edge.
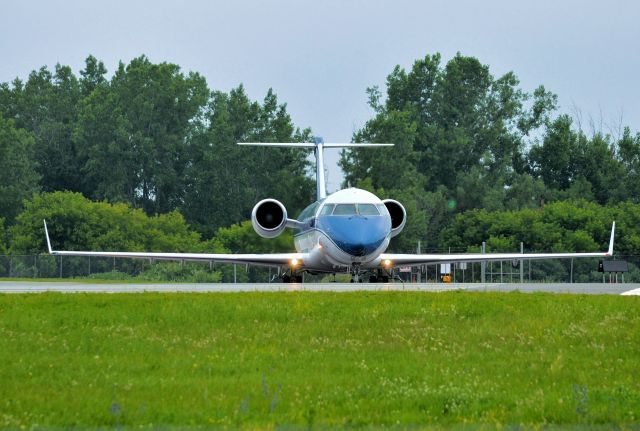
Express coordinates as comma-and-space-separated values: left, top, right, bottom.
43, 220, 305, 268
380, 222, 616, 267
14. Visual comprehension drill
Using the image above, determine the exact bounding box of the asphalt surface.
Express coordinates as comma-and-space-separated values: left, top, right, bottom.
0, 281, 638, 294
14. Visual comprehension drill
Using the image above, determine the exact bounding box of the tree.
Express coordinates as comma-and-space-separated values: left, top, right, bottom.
0, 217, 6, 255
0, 114, 40, 222
0, 65, 83, 192
79, 55, 107, 96
75, 55, 210, 214
181, 86, 314, 238
529, 116, 627, 204
617, 127, 640, 203
9, 191, 200, 255
341, 52, 557, 249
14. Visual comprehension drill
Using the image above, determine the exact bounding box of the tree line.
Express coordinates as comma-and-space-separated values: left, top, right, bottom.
1, 53, 639, 270
0, 55, 314, 239
340, 53, 640, 251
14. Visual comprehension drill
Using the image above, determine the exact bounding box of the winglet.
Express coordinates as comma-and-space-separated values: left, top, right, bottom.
43, 219, 53, 254
607, 221, 615, 256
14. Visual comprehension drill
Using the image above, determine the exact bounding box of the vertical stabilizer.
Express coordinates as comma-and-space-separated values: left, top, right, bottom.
314, 137, 327, 200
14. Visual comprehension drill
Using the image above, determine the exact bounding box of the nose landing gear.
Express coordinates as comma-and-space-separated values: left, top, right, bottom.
349, 264, 363, 283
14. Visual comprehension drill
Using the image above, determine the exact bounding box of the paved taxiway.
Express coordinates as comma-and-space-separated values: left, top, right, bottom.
0, 281, 638, 295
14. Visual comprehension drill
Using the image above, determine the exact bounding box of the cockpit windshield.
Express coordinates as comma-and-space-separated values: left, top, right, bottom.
325, 203, 381, 216
319, 204, 335, 216
333, 204, 357, 215
358, 204, 379, 216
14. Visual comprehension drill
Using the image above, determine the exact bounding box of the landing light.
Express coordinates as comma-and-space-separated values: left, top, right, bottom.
382, 259, 393, 268
290, 258, 300, 267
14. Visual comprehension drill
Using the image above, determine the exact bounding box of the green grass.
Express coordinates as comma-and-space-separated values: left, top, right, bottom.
0, 292, 639, 429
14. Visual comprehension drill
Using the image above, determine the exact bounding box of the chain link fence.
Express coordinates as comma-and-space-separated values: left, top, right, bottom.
1, 252, 638, 283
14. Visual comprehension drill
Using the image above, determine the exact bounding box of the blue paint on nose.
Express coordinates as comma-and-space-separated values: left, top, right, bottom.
318, 215, 390, 257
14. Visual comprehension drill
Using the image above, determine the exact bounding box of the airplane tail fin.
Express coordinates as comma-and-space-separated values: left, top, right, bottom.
238, 137, 393, 200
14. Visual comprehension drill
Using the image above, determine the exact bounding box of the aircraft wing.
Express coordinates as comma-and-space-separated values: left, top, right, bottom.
43, 221, 304, 268
380, 222, 615, 267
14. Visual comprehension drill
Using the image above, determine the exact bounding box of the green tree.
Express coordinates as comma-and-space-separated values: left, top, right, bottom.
529, 116, 626, 204
0, 65, 83, 192
79, 55, 107, 96
618, 127, 640, 203
10, 191, 200, 255
0, 217, 7, 255
0, 114, 40, 222
341, 53, 557, 248
441, 200, 640, 280
182, 86, 314, 238
75, 55, 210, 214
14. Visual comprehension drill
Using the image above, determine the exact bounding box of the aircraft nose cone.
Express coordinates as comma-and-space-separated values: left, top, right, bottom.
320, 216, 389, 257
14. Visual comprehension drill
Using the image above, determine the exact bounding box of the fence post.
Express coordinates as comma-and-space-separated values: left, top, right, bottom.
520, 242, 524, 283
481, 242, 486, 283
59, 255, 63, 278
570, 258, 573, 283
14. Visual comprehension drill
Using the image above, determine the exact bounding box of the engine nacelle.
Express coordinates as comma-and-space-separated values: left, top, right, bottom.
382, 199, 406, 238
251, 199, 288, 238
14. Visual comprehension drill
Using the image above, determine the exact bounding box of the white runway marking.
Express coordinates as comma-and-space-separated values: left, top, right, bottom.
621, 287, 640, 296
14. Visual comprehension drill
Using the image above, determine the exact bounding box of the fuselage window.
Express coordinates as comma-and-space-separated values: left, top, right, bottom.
319, 204, 335, 216
357, 203, 380, 216
333, 204, 357, 215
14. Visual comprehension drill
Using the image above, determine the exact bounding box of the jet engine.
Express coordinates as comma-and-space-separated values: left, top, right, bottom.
382, 199, 406, 238
251, 199, 288, 238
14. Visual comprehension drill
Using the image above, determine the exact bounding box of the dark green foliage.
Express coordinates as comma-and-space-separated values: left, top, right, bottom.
342, 52, 640, 251
75, 55, 210, 214
0, 218, 6, 255
9, 191, 200, 255
0, 65, 82, 192
181, 86, 314, 238
0, 55, 313, 237
614, 127, 640, 203
0, 114, 40, 222
442, 200, 640, 256
341, 53, 559, 250
528, 115, 627, 204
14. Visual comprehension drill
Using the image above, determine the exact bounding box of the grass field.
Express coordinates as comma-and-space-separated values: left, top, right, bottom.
0, 291, 639, 429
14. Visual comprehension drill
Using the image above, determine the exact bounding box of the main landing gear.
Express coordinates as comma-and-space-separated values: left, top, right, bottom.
282, 272, 303, 283
368, 268, 391, 283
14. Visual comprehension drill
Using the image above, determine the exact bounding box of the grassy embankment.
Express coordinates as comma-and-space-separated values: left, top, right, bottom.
0, 292, 639, 429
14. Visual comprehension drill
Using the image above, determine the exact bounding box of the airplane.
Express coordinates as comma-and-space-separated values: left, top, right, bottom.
44, 137, 616, 283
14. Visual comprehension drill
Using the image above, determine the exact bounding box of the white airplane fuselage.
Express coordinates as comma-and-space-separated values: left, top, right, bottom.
292, 188, 392, 271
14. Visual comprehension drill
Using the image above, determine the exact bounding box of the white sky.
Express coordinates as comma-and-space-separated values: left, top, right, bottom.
1, 0, 639, 191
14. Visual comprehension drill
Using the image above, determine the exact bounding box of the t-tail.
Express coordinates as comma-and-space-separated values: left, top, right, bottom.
238, 138, 393, 200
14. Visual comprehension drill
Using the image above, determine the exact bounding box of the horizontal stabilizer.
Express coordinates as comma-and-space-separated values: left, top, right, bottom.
237, 142, 393, 148
238, 140, 393, 200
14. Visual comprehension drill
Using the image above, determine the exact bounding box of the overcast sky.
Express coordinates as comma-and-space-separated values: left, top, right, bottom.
1, 0, 639, 191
